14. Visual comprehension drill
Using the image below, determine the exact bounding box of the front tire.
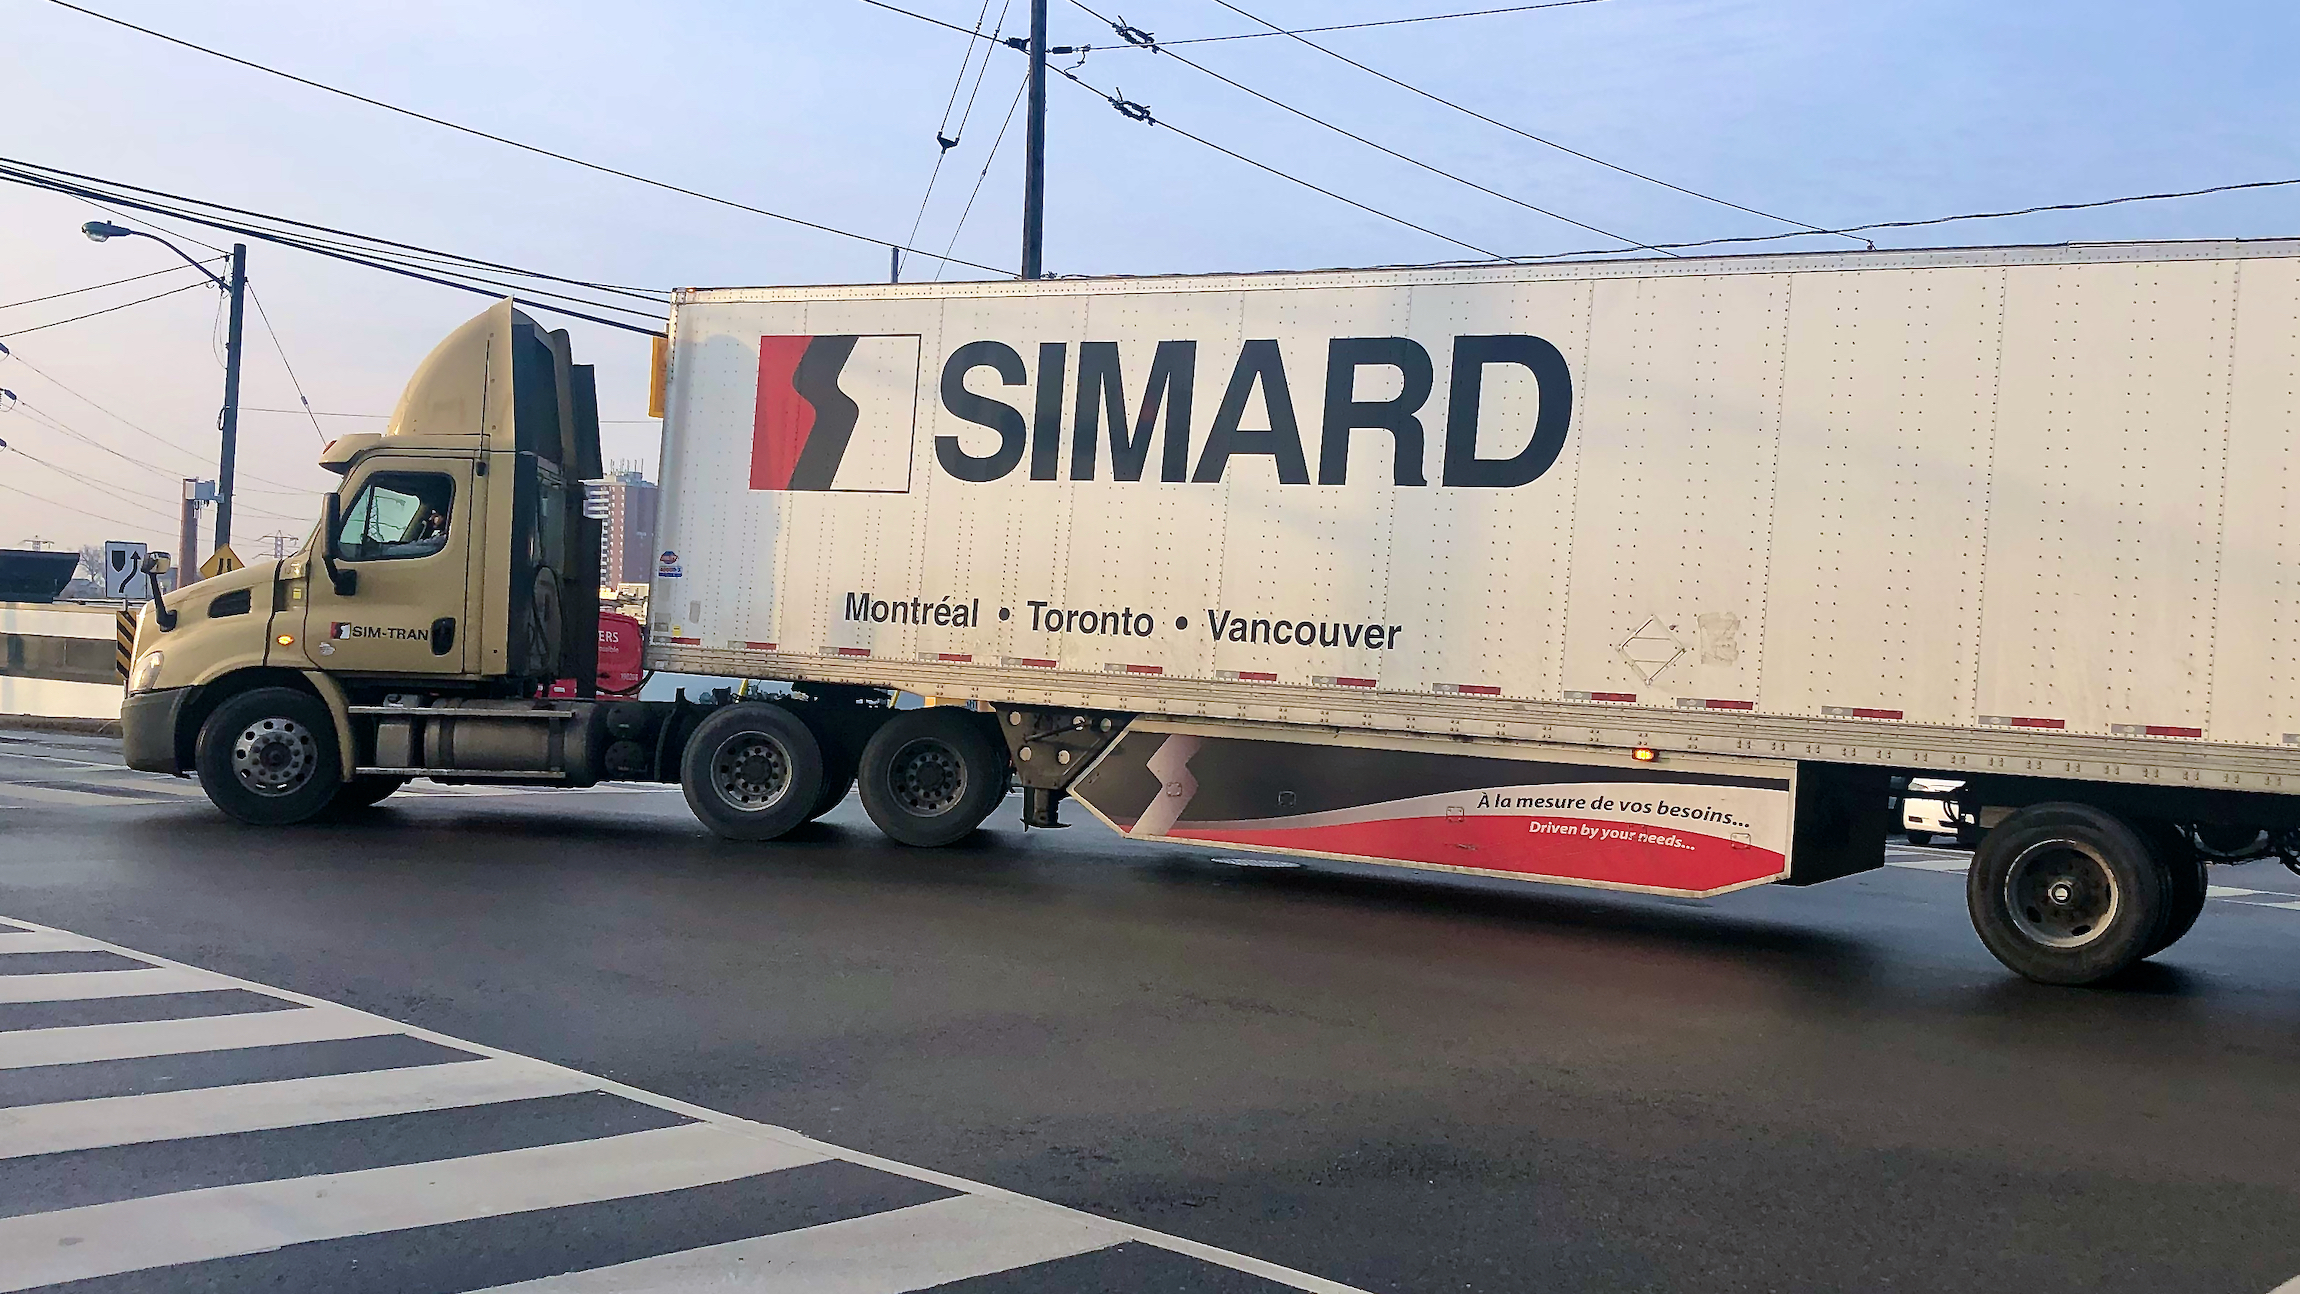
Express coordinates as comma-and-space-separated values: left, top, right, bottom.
1966, 802, 2168, 985
680, 704, 824, 842
194, 687, 344, 826
1904, 830, 1934, 848
857, 708, 1006, 847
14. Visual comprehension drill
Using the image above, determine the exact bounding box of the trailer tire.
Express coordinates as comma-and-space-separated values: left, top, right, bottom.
1904, 830, 1934, 847
1966, 802, 2168, 986
857, 708, 1005, 847
330, 776, 406, 812
194, 687, 344, 826
680, 704, 824, 842
2140, 825, 2207, 957
806, 756, 858, 823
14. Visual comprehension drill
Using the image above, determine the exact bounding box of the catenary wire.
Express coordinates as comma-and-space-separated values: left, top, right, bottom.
0, 164, 668, 335
40, 0, 1019, 277
1161, 0, 1613, 45
933, 68, 1034, 280
1051, 64, 1515, 261
245, 285, 329, 443
905, 0, 1009, 259
0, 476, 162, 533
1065, 0, 1661, 252
0, 281, 210, 340
0, 260, 220, 312
1, 157, 670, 303
1204, 0, 1850, 242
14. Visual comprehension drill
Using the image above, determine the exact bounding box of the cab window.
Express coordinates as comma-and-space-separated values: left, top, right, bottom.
337, 473, 455, 562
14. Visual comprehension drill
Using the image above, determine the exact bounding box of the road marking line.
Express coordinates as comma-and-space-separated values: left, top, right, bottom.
0, 1005, 396, 1070
0, 966, 218, 1004
0, 917, 1372, 1294
2228, 897, 2300, 911
1886, 856, 1970, 873
466, 1192, 1121, 1293
0, 752, 116, 768
0, 1056, 594, 1159
0, 1122, 829, 1292
0, 931, 107, 956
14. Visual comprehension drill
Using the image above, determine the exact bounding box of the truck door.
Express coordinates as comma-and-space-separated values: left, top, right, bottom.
298, 457, 479, 676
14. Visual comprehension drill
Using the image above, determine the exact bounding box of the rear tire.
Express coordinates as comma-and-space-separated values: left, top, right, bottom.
1966, 802, 2168, 985
330, 775, 406, 812
857, 708, 1006, 847
680, 704, 824, 842
194, 687, 344, 826
2141, 825, 2207, 957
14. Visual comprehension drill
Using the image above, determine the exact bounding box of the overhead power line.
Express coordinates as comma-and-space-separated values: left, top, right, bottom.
0, 476, 160, 534
934, 68, 1034, 280
41, 0, 1018, 278
1159, 1, 1614, 45
0, 281, 211, 340
246, 285, 328, 443
2, 347, 327, 494
0, 260, 220, 312
1203, 0, 1850, 243
1065, 0, 1660, 253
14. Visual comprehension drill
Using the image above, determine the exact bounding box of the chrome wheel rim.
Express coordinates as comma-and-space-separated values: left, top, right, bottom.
2005, 841, 2119, 948
232, 717, 317, 797
888, 737, 966, 816
711, 732, 791, 812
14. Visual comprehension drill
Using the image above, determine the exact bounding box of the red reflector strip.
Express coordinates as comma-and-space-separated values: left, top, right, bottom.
1435, 683, 1503, 696
1003, 656, 1057, 669
743, 641, 777, 651
1980, 715, 2065, 729
1565, 690, 1637, 704
938, 652, 972, 662
1314, 675, 1377, 688
1104, 663, 1162, 675
1676, 698, 1754, 710
834, 647, 871, 658
1824, 706, 1906, 721
1216, 669, 1279, 683
2112, 723, 2204, 739
668, 637, 701, 646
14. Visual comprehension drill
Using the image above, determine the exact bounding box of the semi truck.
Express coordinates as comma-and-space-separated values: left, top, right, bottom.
120, 238, 2300, 986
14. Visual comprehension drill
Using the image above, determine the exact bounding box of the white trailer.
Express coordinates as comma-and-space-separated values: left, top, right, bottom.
633, 237, 2300, 984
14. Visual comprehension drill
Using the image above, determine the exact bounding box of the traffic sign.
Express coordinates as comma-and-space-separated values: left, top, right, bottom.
200, 544, 242, 579
102, 540, 151, 599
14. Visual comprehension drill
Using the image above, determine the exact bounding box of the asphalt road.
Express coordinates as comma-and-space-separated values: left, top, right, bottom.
5, 724, 2300, 1292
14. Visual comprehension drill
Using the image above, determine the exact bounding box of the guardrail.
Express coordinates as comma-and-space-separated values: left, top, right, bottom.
1, 601, 130, 721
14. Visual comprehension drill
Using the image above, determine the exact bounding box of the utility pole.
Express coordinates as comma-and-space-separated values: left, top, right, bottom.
179, 480, 202, 588
214, 243, 247, 550
1021, 0, 1049, 279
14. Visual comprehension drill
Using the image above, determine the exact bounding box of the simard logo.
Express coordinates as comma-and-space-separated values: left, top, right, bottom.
937, 335, 1572, 488
750, 335, 922, 493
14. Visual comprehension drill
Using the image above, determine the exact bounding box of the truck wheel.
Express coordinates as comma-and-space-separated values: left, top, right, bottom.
1904, 830, 1934, 847
680, 704, 823, 842
2140, 825, 2207, 957
194, 687, 344, 826
857, 708, 1006, 847
1966, 802, 2168, 985
806, 752, 858, 823
330, 776, 407, 812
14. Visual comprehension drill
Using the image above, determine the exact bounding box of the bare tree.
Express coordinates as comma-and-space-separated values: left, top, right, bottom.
78, 544, 104, 584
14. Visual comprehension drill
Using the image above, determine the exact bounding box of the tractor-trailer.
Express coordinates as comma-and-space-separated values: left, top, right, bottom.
120, 238, 2300, 986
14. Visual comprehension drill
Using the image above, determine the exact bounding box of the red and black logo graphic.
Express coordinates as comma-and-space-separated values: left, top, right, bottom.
752, 335, 861, 491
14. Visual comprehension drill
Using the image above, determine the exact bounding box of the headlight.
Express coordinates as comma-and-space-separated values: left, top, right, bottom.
128, 649, 165, 695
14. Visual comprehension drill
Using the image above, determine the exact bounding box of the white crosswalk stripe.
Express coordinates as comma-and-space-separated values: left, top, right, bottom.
0, 916, 1365, 1294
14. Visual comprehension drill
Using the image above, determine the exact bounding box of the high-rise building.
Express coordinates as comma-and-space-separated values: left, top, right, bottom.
597, 468, 659, 588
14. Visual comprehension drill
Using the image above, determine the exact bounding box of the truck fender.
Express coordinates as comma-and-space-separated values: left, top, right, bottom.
297, 670, 360, 778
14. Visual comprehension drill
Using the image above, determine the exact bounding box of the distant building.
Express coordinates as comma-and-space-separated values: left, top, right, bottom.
598, 469, 659, 588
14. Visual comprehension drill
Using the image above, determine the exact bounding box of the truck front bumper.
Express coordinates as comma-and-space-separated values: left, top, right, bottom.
120, 687, 191, 774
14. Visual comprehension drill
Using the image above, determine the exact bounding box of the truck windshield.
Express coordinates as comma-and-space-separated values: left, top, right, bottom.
338, 473, 454, 561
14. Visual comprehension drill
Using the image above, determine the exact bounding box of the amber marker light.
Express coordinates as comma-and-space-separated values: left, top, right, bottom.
276, 634, 295, 646
1632, 746, 1659, 762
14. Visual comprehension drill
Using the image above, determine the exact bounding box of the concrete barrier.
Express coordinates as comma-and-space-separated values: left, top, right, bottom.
2, 602, 129, 722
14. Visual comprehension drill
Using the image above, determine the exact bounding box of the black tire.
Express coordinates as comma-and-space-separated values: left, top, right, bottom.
2139, 825, 2207, 957
1966, 802, 2168, 986
194, 687, 344, 826
806, 759, 857, 823
857, 707, 1007, 847
330, 775, 407, 812
1904, 830, 1934, 848
679, 703, 824, 842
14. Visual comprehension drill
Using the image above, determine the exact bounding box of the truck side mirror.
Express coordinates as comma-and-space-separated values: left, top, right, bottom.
139, 553, 177, 630
321, 493, 357, 596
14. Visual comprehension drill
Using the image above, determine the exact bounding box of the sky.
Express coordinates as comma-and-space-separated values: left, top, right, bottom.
1, 0, 2295, 563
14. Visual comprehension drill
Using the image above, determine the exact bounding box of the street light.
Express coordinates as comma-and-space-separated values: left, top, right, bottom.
80, 220, 249, 569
